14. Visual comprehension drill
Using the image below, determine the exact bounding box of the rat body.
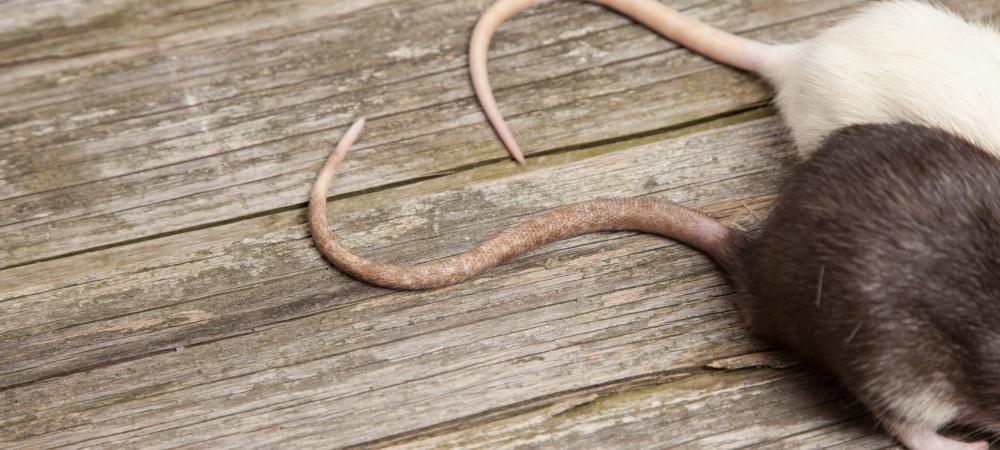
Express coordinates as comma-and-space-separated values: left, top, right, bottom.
470, 0, 1000, 161
310, 121, 1000, 450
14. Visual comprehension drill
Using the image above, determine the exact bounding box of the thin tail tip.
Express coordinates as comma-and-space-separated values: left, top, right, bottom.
499, 132, 525, 164
509, 145, 525, 164
331, 117, 367, 159
350, 117, 366, 133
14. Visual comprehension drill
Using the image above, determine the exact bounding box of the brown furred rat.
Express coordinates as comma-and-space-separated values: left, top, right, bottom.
310, 121, 1000, 450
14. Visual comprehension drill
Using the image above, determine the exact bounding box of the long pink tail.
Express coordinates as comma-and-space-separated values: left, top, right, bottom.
469, 0, 775, 163
309, 119, 742, 290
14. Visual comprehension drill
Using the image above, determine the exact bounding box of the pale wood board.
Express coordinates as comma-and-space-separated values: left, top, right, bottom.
3, 0, 996, 448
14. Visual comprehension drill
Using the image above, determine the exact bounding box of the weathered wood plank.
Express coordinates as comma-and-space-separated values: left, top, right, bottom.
0, 116, 893, 448
1, 0, 893, 267
392, 368, 898, 450
0, 111, 776, 375
0, 111, 779, 379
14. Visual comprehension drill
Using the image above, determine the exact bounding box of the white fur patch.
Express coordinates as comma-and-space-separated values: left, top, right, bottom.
764, 1, 1000, 156
884, 384, 960, 428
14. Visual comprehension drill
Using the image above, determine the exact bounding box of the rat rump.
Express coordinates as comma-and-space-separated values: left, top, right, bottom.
732, 123, 1000, 449
309, 122, 1000, 449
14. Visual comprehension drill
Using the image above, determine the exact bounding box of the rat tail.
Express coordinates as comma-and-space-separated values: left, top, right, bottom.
309, 119, 745, 290
470, 0, 778, 163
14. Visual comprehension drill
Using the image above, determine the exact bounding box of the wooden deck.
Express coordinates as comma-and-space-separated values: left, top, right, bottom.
3, 0, 998, 448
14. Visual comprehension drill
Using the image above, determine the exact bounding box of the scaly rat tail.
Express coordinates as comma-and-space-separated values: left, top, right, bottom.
309, 119, 744, 290
470, 0, 777, 163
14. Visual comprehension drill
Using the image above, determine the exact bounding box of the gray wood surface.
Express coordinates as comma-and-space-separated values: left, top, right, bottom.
3, 0, 996, 448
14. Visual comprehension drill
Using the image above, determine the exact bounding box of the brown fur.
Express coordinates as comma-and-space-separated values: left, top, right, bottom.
732, 123, 1000, 431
